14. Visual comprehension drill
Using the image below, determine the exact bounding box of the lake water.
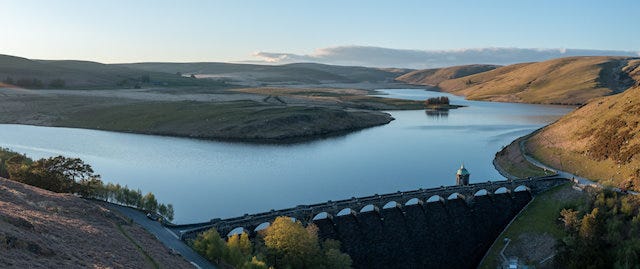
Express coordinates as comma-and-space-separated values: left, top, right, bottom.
0, 89, 573, 223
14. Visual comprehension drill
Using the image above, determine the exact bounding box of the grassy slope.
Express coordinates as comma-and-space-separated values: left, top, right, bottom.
0, 177, 190, 268
494, 136, 550, 179
0, 54, 225, 88
479, 184, 588, 268
53, 100, 394, 143
527, 85, 640, 189
232, 87, 427, 110
437, 56, 639, 104
0, 89, 395, 143
395, 64, 499, 86
119, 62, 410, 84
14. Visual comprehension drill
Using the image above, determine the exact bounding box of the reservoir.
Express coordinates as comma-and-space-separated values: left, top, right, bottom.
0, 89, 573, 223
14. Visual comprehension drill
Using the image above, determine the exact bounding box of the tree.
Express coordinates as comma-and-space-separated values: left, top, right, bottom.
263, 216, 322, 269
560, 208, 580, 232
142, 192, 158, 212
424, 96, 450, 106
158, 204, 168, 218
140, 74, 151, 83
226, 233, 252, 267
579, 208, 600, 239
322, 239, 352, 269
193, 229, 227, 263
6, 155, 97, 193
166, 204, 175, 222
77, 177, 104, 198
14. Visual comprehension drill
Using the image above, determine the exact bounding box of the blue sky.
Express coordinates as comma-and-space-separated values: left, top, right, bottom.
1, 0, 638, 64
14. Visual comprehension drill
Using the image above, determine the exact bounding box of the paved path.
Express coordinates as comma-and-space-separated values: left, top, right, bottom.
106, 204, 217, 269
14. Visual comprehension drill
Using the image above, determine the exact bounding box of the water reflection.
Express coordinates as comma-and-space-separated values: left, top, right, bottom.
425, 109, 449, 118
0, 89, 574, 223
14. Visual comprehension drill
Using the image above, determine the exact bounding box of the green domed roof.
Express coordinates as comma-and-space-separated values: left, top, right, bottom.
456, 164, 470, 176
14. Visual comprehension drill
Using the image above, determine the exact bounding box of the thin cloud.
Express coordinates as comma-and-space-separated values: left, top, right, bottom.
251, 46, 639, 68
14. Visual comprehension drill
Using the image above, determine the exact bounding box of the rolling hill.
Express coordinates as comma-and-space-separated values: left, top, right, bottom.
396, 64, 500, 86
0, 54, 225, 89
526, 83, 640, 190
118, 62, 411, 86
436, 56, 640, 104
398, 56, 640, 105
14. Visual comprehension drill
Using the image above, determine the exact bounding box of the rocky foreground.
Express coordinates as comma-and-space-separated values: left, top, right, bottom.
0, 177, 191, 268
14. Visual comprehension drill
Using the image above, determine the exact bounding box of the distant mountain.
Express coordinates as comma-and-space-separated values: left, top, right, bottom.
396, 64, 500, 86
527, 79, 640, 190
118, 62, 411, 86
0, 54, 223, 88
253, 46, 640, 68
403, 56, 639, 105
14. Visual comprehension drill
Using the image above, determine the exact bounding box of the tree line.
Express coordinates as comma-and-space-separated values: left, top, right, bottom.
0, 148, 174, 221
424, 96, 450, 106
192, 216, 352, 269
2, 77, 66, 88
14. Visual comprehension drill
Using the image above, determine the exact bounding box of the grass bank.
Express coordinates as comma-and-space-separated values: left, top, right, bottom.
479, 183, 589, 268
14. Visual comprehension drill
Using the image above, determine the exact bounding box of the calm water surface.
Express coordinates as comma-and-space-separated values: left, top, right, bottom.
0, 89, 574, 223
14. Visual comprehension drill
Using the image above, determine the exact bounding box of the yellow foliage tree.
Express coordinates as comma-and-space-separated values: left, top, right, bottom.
263, 216, 322, 268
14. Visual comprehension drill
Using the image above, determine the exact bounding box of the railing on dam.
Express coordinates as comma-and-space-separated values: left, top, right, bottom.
173, 175, 567, 240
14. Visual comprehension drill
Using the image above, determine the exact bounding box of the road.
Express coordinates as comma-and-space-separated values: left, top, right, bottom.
519, 138, 638, 195
106, 204, 217, 269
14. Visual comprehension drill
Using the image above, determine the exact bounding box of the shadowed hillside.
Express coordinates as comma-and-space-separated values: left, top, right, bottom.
436, 56, 639, 104
0, 54, 225, 89
0, 177, 190, 268
396, 64, 499, 86
527, 84, 640, 190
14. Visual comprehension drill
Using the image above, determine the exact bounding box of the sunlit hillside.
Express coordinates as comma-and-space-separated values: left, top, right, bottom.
436, 56, 639, 104
527, 84, 640, 189
396, 64, 499, 86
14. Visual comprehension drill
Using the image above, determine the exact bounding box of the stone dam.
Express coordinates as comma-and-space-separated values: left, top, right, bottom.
170, 176, 567, 269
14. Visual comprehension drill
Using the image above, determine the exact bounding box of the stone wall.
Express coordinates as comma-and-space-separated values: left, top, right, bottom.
313, 191, 532, 269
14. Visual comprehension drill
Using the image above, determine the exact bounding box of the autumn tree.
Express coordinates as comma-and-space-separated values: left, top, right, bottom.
263, 216, 323, 268
226, 232, 253, 268
193, 229, 227, 264
142, 192, 158, 212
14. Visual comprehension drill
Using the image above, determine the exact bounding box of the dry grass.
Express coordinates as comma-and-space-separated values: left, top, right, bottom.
437, 56, 638, 104
232, 87, 425, 110
0, 178, 191, 269
527, 85, 640, 189
395, 64, 499, 86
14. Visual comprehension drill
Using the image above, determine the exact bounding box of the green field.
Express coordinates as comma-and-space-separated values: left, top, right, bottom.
479, 184, 588, 268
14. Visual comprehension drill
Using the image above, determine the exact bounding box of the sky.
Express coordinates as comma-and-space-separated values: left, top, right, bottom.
1, 0, 639, 67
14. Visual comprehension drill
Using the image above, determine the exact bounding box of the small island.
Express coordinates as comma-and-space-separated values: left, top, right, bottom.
424, 96, 465, 110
